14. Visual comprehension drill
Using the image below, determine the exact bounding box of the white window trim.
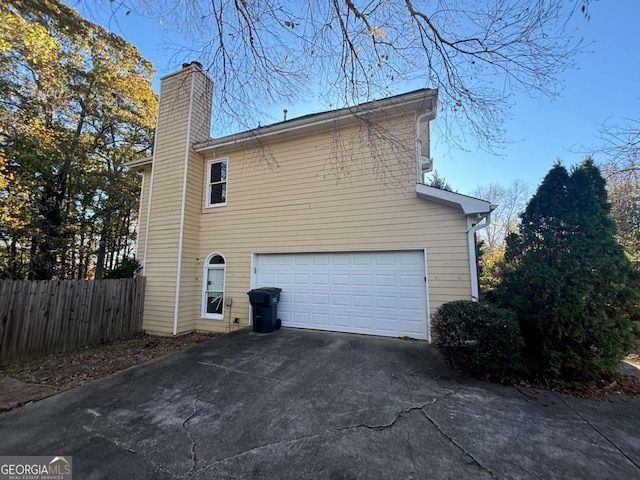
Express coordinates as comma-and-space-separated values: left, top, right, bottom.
205, 157, 228, 208
202, 252, 226, 320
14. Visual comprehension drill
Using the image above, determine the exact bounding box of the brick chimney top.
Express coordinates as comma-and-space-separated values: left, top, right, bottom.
182, 61, 203, 70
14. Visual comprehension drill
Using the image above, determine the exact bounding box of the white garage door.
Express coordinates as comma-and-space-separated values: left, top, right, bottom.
253, 251, 429, 340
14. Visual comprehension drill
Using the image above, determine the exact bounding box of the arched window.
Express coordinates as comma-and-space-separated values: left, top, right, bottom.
203, 253, 226, 319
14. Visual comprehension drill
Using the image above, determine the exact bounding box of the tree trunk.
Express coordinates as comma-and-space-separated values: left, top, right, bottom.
94, 208, 112, 280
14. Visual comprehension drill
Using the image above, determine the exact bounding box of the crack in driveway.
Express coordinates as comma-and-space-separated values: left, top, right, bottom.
338, 389, 458, 432
182, 399, 199, 478
196, 359, 436, 404
419, 408, 500, 479
554, 392, 640, 472
184, 390, 460, 479
183, 369, 229, 479
186, 429, 332, 478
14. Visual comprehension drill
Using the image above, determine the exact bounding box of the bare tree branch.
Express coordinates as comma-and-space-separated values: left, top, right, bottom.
82, 0, 588, 152
473, 180, 531, 252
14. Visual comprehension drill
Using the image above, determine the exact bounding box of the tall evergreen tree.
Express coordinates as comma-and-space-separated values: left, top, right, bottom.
499, 159, 639, 383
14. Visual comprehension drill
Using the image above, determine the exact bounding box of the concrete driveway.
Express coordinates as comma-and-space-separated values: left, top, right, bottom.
0, 329, 638, 479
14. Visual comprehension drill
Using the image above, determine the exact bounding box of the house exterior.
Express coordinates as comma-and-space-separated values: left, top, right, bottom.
130, 62, 493, 340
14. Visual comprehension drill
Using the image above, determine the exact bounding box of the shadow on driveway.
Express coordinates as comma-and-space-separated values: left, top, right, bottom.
0, 328, 638, 479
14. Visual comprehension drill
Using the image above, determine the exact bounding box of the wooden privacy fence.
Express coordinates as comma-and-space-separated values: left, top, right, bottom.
0, 277, 146, 366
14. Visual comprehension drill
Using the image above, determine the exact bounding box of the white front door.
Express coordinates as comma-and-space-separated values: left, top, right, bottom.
206, 267, 224, 315
254, 250, 429, 340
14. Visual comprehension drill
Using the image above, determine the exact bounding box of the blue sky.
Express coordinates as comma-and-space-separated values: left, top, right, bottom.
73, 1, 639, 195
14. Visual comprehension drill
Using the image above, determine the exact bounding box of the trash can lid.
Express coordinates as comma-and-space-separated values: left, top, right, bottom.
248, 287, 282, 294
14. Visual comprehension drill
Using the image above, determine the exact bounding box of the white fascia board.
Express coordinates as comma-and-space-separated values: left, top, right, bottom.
126, 156, 153, 170
194, 89, 437, 156
415, 183, 494, 216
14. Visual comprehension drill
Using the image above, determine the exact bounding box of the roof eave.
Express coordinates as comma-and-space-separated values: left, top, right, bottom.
415, 183, 494, 216
126, 156, 153, 171
194, 89, 438, 156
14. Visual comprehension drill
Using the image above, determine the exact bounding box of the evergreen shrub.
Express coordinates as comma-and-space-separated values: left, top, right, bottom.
432, 300, 524, 379
498, 159, 640, 383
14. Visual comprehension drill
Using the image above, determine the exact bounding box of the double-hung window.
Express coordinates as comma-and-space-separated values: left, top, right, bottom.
207, 158, 227, 207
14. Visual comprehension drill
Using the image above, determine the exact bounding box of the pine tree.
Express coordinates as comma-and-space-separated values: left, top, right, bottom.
499, 159, 639, 383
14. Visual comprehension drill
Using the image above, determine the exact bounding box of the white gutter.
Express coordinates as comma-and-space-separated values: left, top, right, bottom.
467, 213, 492, 300
172, 71, 196, 336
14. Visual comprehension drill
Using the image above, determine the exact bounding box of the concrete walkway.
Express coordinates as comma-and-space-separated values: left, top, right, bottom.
0, 329, 638, 479
0, 376, 58, 412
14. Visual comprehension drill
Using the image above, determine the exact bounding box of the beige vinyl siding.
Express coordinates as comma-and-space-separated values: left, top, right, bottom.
188, 114, 471, 333
141, 66, 213, 335
175, 149, 205, 332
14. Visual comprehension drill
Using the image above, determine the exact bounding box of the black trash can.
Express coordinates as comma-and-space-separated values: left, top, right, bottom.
247, 287, 282, 333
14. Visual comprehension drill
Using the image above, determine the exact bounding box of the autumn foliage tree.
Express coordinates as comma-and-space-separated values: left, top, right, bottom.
0, 0, 157, 279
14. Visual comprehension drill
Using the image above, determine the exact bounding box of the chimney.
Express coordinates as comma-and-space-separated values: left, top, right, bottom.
140, 64, 213, 335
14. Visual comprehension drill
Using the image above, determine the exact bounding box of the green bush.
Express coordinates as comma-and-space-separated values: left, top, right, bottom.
103, 258, 141, 279
432, 300, 524, 380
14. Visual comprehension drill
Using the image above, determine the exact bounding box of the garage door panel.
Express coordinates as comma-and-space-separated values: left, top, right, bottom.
353, 315, 374, 329
277, 273, 292, 284
313, 255, 330, 266
399, 251, 423, 264
275, 255, 294, 267
312, 274, 329, 285
375, 296, 397, 309
399, 274, 423, 287
332, 294, 350, 306
293, 292, 309, 304
352, 274, 372, 286
291, 311, 309, 324
255, 251, 428, 339
353, 255, 372, 266
294, 274, 310, 285
401, 325, 423, 336
399, 296, 425, 310
295, 256, 310, 266
333, 315, 351, 328
312, 312, 330, 325
353, 295, 373, 307
374, 274, 396, 287
332, 255, 350, 266
312, 293, 329, 306
374, 253, 396, 265
332, 274, 350, 286
259, 273, 276, 284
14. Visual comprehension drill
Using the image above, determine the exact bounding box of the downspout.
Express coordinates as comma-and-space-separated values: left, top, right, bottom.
173, 70, 197, 335
415, 111, 432, 182
467, 212, 492, 301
